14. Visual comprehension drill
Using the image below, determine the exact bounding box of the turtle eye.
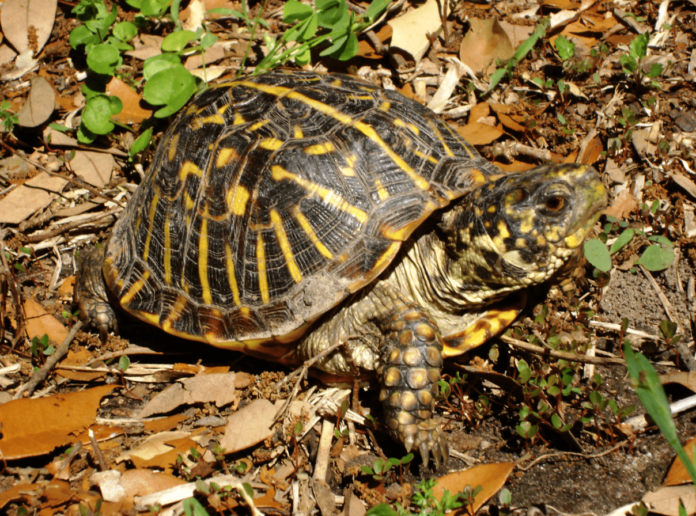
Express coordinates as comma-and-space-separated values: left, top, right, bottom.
545, 196, 565, 212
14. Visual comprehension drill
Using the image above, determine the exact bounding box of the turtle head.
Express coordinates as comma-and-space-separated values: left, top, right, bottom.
441, 163, 606, 300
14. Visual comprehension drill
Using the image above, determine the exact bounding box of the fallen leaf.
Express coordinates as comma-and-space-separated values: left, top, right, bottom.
17, 76, 55, 127
24, 298, 69, 344
0, 44, 17, 66
0, 483, 40, 511
388, 0, 441, 64
494, 160, 539, 172
125, 34, 163, 60
57, 348, 105, 381
91, 469, 187, 503
577, 136, 602, 165
143, 413, 189, 433
70, 151, 114, 188
496, 112, 526, 132
605, 158, 626, 183
312, 479, 336, 516
434, 462, 515, 514
117, 431, 191, 464
457, 122, 504, 145
0, 171, 68, 224
664, 436, 696, 486
44, 126, 78, 146
668, 171, 696, 200
2, 48, 39, 81
661, 372, 696, 394
135, 437, 202, 472
470, 102, 491, 122
498, 21, 535, 49
106, 78, 152, 124
0, 0, 57, 55
540, 0, 581, 8
58, 276, 76, 295
643, 485, 696, 516
605, 189, 638, 219
220, 399, 310, 454
137, 372, 242, 418
459, 18, 514, 75
0, 385, 116, 459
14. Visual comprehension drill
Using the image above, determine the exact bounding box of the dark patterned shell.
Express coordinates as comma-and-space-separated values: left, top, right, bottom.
103, 71, 502, 359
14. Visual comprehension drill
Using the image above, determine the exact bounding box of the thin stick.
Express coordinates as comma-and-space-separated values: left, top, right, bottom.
13, 320, 83, 399
24, 207, 122, 243
501, 336, 626, 366
517, 440, 629, 471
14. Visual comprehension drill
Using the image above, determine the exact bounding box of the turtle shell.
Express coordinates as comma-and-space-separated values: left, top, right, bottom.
103, 71, 503, 360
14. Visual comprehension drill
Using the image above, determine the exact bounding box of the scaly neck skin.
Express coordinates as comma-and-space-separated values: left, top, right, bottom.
381, 232, 515, 317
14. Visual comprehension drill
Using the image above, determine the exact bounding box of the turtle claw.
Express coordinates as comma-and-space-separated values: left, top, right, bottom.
411, 420, 448, 468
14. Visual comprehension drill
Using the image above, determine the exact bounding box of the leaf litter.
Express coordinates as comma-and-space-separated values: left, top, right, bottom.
3, 0, 696, 514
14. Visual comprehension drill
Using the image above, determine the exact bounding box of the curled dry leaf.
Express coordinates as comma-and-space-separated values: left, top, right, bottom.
459, 18, 514, 75
643, 485, 696, 516
387, 0, 441, 64
605, 189, 638, 219
17, 76, 55, 128
0, 0, 57, 55
457, 122, 504, 145
433, 462, 515, 515
24, 298, 69, 344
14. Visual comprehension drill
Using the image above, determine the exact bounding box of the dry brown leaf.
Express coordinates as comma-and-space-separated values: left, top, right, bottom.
434, 462, 515, 514
540, 0, 581, 8
496, 112, 526, 132
117, 431, 191, 463
24, 298, 69, 344
106, 78, 152, 124
388, 0, 441, 63
17, 76, 55, 127
0, 171, 68, 224
581, 13, 618, 32
459, 18, 514, 75
220, 399, 276, 453
664, 436, 696, 486
0, 0, 57, 54
494, 160, 539, 172
457, 122, 504, 145
44, 126, 78, 146
58, 276, 76, 295
57, 348, 105, 381
643, 485, 696, 516
661, 372, 696, 393
668, 171, 696, 200
0, 483, 40, 511
91, 469, 187, 503
498, 21, 535, 49
0, 44, 18, 66
0, 385, 116, 459
137, 372, 242, 418
70, 150, 114, 188
125, 34, 163, 60
564, 150, 579, 163
469, 102, 491, 122
134, 437, 202, 472
356, 24, 392, 59
605, 158, 626, 183
143, 413, 189, 433
605, 189, 638, 219
577, 136, 603, 165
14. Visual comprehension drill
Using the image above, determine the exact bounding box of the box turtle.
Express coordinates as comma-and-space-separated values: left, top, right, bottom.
75, 70, 606, 466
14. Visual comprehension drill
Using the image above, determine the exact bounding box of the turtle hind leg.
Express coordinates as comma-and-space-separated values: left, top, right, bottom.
74, 245, 118, 342
378, 304, 448, 468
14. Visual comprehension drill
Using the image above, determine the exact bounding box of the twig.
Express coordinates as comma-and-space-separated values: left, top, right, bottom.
24, 207, 123, 243
272, 339, 347, 423
517, 440, 629, 471
89, 429, 108, 471
501, 336, 627, 366
624, 393, 696, 431
0, 230, 26, 350
313, 418, 335, 482
13, 320, 83, 399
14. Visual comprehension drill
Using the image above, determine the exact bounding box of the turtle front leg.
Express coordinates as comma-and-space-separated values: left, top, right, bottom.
377, 303, 448, 467
74, 246, 118, 342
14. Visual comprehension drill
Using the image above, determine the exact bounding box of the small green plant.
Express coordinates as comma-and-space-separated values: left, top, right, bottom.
489, 18, 549, 92
624, 342, 696, 484
31, 334, 55, 359
0, 100, 19, 133
367, 477, 473, 516
619, 33, 664, 87
361, 453, 413, 486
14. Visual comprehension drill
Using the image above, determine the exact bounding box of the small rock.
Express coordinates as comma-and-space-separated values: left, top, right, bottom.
670, 109, 696, 132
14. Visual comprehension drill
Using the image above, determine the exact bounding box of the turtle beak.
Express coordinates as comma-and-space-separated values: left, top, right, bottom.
562, 165, 607, 249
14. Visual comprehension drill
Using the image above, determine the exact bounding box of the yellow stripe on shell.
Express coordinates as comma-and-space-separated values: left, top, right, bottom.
216, 147, 239, 168
225, 243, 242, 305
272, 165, 368, 224
238, 81, 430, 191
218, 104, 230, 115
164, 214, 172, 284
348, 241, 401, 292
292, 206, 333, 259
270, 209, 302, 283
162, 294, 189, 333
120, 270, 151, 306
294, 125, 304, 138
199, 212, 213, 305
374, 178, 389, 201
415, 150, 439, 165
184, 193, 195, 210
259, 138, 284, 151
233, 112, 246, 125
304, 142, 335, 155
192, 114, 225, 129
249, 120, 269, 131
142, 194, 160, 262
168, 133, 179, 162
179, 161, 203, 181
257, 232, 269, 304
226, 185, 250, 216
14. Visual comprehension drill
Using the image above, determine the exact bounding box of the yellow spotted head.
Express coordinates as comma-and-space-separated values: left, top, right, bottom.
441, 163, 606, 295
